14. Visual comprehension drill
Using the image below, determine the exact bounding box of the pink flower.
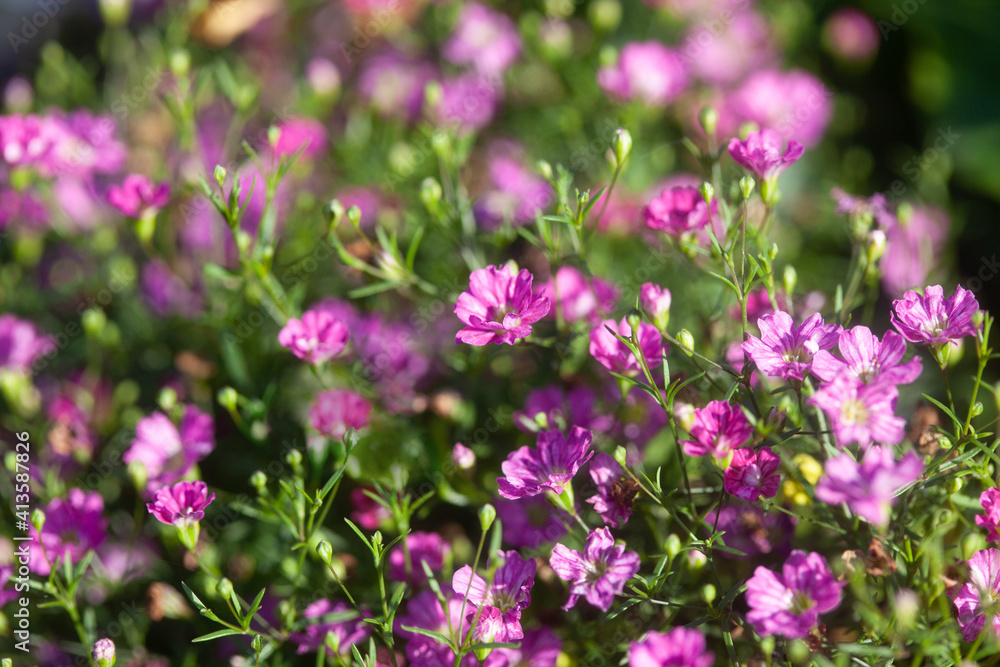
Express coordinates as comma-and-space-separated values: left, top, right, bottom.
123, 406, 215, 493
745, 550, 844, 638
725, 69, 832, 147
823, 8, 879, 62
28, 489, 108, 575
952, 548, 1000, 642
639, 283, 671, 330
278, 309, 350, 364
358, 50, 437, 123
589, 318, 665, 376
0, 314, 54, 372
443, 3, 522, 76
628, 627, 715, 667
814, 446, 922, 526
597, 42, 689, 106
586, 452, 637, 527
290, 600, 370, 657
809, 376, 906, 447
742, 311, 841, 382
880, 205, 949, 298
432, 73, 500, 134
474, 144, 553, 228
309, 389, 372, 439
811, 325, 922, 386
681, 10, 776, 86
538, 266, 619, 325
497, 426, 594, 499
484, 627, 562, 667
350, 486, 391, 530
453, 443, 476, 470
397, 587, 475, 667
495, 497, 567, 549
727, 129, 804, 183
724, 447, 781, 501
388, 531, 450, 586
146, 480, 215, 527
550, 527, 640, 611
705, 502, 796, 559
273, 116, 328, 159
681, 401, 753, 458
107, 174, 171, 218
452, 550, 536, 642
644, 186, 716, 236
454, 265, 551, 345
513, 385, 612, 435
977, 488, 1000, 543
890, 284, 980, 346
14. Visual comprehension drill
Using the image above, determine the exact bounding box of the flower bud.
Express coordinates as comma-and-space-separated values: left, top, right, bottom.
218, 387, 239, 412
769, 242, 779, 260
252, 635, 264, 653
686, 550, 707, 571
972, 401, 984, 418
250, 470, 268, 494
316, 540, 334, 565
699, 182, 714, 206
612, 128, 632, 168
325, 199, 345, 229
664, 534, 682, 559
698, 106, 718, 138
169, 49, 191, 78
157, 387, 177, 413
738, 175, 755, 200
216, 577, 234, 600
640, 283, 671, 332
479, 504, 497, 532
213, 165, 227, 188
420, 178, 442, 212
866, 229, 886, 264
324, 630, 341, 656
93, 638, 116, 667
625, 308, 642, 333
267, 125, 281, 150
82, 308, 107, 339
346, 205, 362, 230
677, 329, 695, 356
452, 443, 476, 471
783, 265, 797, 296
285, 448, 303, 468
588, 0, 622, 32
613, 446, 628, 468
701, 584, 717, 605
30, 508, 46, 533
537, 160, 553, 181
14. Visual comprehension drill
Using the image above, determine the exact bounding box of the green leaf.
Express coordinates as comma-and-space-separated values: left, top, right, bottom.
182, 582, 208, 611
192, 628, 243, 642
399, 625, 453, 646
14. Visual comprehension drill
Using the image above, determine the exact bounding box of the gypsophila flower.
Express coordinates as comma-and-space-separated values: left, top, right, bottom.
891, 284, 980, 346
388, 531, 450, 586
742, 311, 841, 382
453, 550, 536, 642
0, 314, 53, 372
639, 283, 672, 331
745, 550, 844, 638
443, 3, 522, 76
597, 42, 689, 106
586, 453, 638, 527
498, 426, 594, 499
809, 376, 906, 447
28, 489, 107, 575
952, 548, 1000, 642
727, 129, 804, 182
484, 627, 562, 667
628, 627, 715, 667
123, 405, 214, 493
106, 174, 170, 217
397, 587, 475, 667
549, 527, 640, 611
455, 265, 550, 345
93, 638, 116, 667
309, 389, 372, 440
146, 480, 215, 527
644, 186, 716, 237
724, 447, 781, 501
814, 446, 922, 526
289, 599, 370, 657
811, 325, 922, 386
278, 309, 350, 364
589, 317, 665, 377
977, 488, 1000, 543
681, 400, 753, 459
539, 266, 619, 325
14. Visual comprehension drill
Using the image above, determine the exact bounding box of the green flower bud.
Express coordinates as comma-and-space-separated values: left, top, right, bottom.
213, 165, 227, 188
324, 629, 341, 656
285, 448, 303, 468
157, 387, 177, 413
218, 387, 239, 412
252, 635, 264, 653
316, 540, 334, 565
479, 504, 497, 532
612, 128, 632, 167
664, 534, 682, 559
699, 182, 714, 206
677, 329, 695, 356
169, 49, 191, 78
216, 577, 234, 600
420, 178, 443, 211
769, 243, 779, 260
127, 461, 148, 494
81, 308, 107, 338
325, 199, 345, 229
625, 308, 642, 333
346, 205, 362, 230
588, 0, 622, 31
788, 639, 811, 664
30, 508, 46, 533
235, 230, 253, 256
972, 401, 984, 418
698, 106, 718, 138
738, 175, 755, 200
613, 446, 628, 468
250, 470, 268, 494
267, 126, 281, 149
701, 583, 717, 605
537, 160, 554, 181
783, 265, 797, 296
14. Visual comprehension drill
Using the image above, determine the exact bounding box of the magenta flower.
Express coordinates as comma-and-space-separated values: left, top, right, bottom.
273, 116, 327, 159
0, 314, 53, 372
309, 389, 372, 440
745, 550, 844, 638
823, 8, 880, 62
880, 204, 950, 298
597, 42, 689, 106
727, 129, 805, 183
682, 9, 775, 86
474, 145, 553, 228
358, 50, 437, 123
809, 376, 906, 447
589, 318, 665, 376
815, 446, 922, 526
388, 531, 450, 586
278, 309, 350, 364
432, 73, 500, 134
350, 486, 391, 531
289, 599, 371, 657
28, 489, 108, 575
455, 265, 551, 345
123, 405, 215, 493
724, 447, 781, 502
681, 401, 753, 459
890, 284, 980, 347
397, 588, 475, 667
443, 3, 522, 76
977, 488, 1000, 543
725, 69, 832, 148
549, 527, 640, 611
639, 283, 672, 330
452, 550, 536, 642
628, 627, 715, 667
811, 325, 922, 386
644, 186, 716, 236
146, 480, 215, 528
497, 426, 594, 499
484, 627, 562, 667
106, 174, 171, 218
742, 311, 842, 382
0, 566, 19, 607
513, 385, 612, 435
706, 502, 796, 559
539, 266, 619, 325
953, 548, 1000, 642
453, 443, 476, 470
586, 453, 637, 527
